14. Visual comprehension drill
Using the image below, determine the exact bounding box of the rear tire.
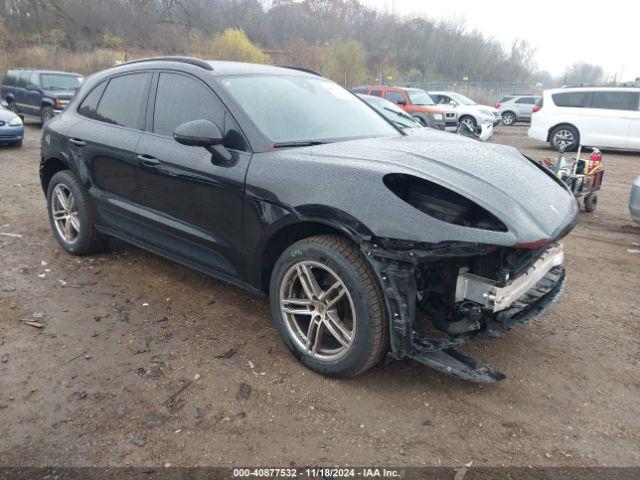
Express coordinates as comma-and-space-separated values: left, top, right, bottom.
46, 170, 109, 255
550, 125, 579, 152
12, 140, 22, 147
501, 112, 516, 126
269, 234, 387, 378
584, 194, 598, 213
8, 101, 18, 115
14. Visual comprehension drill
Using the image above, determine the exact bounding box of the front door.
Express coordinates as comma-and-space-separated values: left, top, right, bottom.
134, 71, 251, 278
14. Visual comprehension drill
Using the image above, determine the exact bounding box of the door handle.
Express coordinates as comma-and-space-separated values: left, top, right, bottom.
68, 138, 87, 147
137, 154, 160, 167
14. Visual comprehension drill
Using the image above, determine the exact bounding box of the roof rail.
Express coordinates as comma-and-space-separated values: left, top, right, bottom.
117, 56, 213, 71
279, 66, 323, 77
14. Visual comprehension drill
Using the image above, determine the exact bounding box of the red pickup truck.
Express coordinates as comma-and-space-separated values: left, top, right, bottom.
352, 86, 458, 131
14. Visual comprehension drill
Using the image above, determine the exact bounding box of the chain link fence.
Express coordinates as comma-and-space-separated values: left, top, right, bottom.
402, 81, 543, 105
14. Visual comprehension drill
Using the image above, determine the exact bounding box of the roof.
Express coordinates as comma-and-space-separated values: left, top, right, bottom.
6, 68, 82, 76
353, 85, 426, 92
113, 57, 318, 77
545, 86, 640, 93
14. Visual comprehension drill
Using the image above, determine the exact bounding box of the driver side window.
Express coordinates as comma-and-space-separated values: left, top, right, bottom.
153, 72, 248, 151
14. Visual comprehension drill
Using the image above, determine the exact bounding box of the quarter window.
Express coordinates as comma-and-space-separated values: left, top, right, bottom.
369, 89, 383, 97
77, 82, 107, 120
590, 91, 638, 111
3, 71, 17, 87
94, 73, 150, 129
153, 73, 225, 137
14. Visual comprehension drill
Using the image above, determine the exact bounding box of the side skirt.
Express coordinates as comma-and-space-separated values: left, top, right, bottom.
97, 226, 265, 297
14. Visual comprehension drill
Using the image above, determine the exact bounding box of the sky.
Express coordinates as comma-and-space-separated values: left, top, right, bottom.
359, 0, 639, 82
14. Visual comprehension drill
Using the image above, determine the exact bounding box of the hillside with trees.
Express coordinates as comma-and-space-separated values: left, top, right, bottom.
0, 0, 538, 86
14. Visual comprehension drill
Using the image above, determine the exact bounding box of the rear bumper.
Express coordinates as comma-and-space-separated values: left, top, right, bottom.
528, 125, 548, 142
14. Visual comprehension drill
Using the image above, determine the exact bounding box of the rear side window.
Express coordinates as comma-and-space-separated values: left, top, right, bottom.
515, 97, 536, 104
153, 72, 225, 137
94, 73, 150, 129
369, 89, 382, 97
590, 91, 638, 111
17, 72, 29, 88
77, 82, 107, 119
384, 91, 405, 105
552, 91, 590, 108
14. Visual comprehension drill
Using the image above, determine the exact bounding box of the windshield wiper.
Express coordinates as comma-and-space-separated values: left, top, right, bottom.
272, 140, 327, 148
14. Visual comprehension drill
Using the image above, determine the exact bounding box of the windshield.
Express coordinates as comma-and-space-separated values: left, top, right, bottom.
407, 90, 434, 106
363, 96, 421, 129
40, 74, 83, 91
449, 92, 476, 105
220, 75, 400, 145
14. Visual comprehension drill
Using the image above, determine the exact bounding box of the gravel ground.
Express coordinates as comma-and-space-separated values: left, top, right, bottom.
0, 122, 639, 468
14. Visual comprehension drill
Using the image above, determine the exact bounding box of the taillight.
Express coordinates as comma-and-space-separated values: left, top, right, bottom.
532, 105, 541, 113
495, 103, 501, 109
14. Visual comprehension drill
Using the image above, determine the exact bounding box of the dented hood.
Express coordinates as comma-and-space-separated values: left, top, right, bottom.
289, 129, 579, 245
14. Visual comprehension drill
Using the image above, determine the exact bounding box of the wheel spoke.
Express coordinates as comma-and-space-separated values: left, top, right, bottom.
55, 187, 69, 211
53, 210, 66, 220
324, 311, 351, 347
323, 281, 346, 308
282, 298, 314, 316
63, 218, 73, 239
68, 213, 80, 233
306, 319, 324, 354
296, 264, 323, 300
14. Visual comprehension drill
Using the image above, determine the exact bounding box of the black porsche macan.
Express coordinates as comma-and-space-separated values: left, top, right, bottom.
40, 57, 578, 382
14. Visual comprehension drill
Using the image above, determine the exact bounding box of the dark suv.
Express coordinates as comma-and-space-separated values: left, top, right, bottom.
1, 69, 83, 123
40, 57, 577, 382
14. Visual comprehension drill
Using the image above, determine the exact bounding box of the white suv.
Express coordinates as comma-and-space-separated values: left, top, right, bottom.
529, 87, 640, 151
429, 91, 501, 129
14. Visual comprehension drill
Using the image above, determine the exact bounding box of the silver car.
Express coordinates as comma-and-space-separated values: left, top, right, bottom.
497, 95, 541, 126
631, 176, 640, 223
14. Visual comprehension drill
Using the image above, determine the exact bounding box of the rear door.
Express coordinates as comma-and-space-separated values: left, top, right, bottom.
134, 71, 251, 277
580, 90, 636, 148
514, 96, 536, 120
625, 93, 640, 150
69, 72, 152, 235
24, 72, 42, 115
14, 71, 29, 113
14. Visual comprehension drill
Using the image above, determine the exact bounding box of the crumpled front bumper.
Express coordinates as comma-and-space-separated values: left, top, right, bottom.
364, 241, 566, 383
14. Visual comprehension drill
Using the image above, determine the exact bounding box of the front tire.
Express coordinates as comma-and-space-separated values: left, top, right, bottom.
459, 115, 477, 130
41, 106, 55, 124
46, 170, 108, 255
269, 234, 387, 378
501, 112, 516, 126
550, 125, 579, 152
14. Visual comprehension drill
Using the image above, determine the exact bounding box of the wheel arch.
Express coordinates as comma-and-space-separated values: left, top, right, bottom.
40, 156, 71, 193
502, 110, 517, 119
547, 122, 580, 142
256, 213, 372, 293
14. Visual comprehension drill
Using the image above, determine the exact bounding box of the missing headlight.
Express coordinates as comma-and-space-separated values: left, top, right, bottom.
384, 173, 507, 232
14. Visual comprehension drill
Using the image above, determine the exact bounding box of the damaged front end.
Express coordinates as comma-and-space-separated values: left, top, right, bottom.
363, 238, 566, 383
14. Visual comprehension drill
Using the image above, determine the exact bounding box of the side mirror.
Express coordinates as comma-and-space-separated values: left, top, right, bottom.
173, 119, 233, 165
449, 100, 457, 106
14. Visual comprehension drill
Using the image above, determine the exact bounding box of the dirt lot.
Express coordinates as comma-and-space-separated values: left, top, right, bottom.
1, 122, 639, 468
